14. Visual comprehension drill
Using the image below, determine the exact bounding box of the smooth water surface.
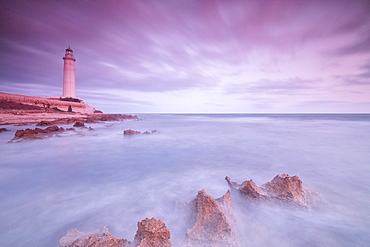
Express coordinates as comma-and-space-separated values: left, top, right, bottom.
1, 114, 370, 246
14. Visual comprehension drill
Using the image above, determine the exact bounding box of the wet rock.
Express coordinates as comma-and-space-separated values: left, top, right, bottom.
123, 129, 158, 135
87, 114, 140, 123
0, 127, 10, 132
184, 190, 237, 247
226, 174, 322, 208
36, 120, 53, 126
134, 217, 172, 247
58, 218, 172, 247
57, 227, 128, 247
73, 121, 85, 127
124, 129, 142, 135
9, 126, 75, 142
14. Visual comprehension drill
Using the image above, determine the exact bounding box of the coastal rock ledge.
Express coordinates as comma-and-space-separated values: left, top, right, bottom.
9, 126, 75, 143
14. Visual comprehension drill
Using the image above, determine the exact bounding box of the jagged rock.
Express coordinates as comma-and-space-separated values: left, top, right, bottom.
0, 127, 10, 132
58, 218, 172, 247
9, 126, 75, 142
57, 227, 128, 247
73, 121, 85, 127
184, 190, 237, 247
226, 174, 322, 208
134, 217, 172, 247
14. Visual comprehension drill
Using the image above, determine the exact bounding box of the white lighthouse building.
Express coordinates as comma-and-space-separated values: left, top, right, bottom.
62, 47, 76, 98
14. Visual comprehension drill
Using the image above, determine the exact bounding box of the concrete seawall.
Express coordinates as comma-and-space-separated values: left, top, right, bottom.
0, 92, 95, 114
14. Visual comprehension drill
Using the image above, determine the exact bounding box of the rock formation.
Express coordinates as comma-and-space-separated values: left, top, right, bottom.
226, 174, 321, 208
73, 121, 85, 127
33, 115, 139, 127
0, 127, 10, 133
58, 218, 172, 247
57, 227, 128, 247
123, 129, 142, 135
123, 129, 158, 135
9, 126, 75, 143
134, 218, 172, 247
36, 121, 53, 126
184, 190, 237, 247
57, 174, 323, 247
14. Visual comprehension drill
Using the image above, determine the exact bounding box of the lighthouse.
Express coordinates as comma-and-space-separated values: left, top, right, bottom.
62, 47, 76, 98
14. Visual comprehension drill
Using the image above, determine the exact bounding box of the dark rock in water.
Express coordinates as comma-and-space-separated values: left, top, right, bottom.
226, 174, 322, 208
0, 127, 10, 132
36, 120, 53, 126
87, 114, 140, 123
57, 227, 128, 247
124, 129, 142, 135
123, 129, 158, 135
184, 190, 237, 247
134, 217, 172, 247
73, 121, 85, 127
9, 126, 75, 142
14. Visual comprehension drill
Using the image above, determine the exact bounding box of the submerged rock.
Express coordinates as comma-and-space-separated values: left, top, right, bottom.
134, 217, 172, 247
73, 121, 85, 127
123, 129, 158, 135
226, 174, 322, 208
124, 129, 142, 135
184, 190, 237, 247
9, 126, 75, 142
0, 127, 10, 132
36, 120, 53, 126
57, 227, 128, 247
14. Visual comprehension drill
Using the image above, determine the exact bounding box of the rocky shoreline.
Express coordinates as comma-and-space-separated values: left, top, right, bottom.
57, 174, 323, 247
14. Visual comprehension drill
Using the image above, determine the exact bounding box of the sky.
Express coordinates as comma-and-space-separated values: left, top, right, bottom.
1, 0, 370, 113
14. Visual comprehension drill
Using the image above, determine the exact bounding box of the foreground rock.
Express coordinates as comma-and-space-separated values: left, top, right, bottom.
58, 174, 322, 246
123, 129, 158, 135
9, 126, 75, 143
134, 218, 172, 247
58, 218, 172, 247
57, 227, 128, 247
184, 190, 237, 247
226, 174, 322, 208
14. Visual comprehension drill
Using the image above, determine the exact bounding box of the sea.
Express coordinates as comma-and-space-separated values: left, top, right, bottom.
0, 113, 369, 247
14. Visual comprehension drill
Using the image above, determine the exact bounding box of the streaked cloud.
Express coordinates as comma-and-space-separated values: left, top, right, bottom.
0, 0, 369, 113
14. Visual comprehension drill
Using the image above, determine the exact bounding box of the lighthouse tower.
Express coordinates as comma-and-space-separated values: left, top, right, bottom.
62, 47, 76, 98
